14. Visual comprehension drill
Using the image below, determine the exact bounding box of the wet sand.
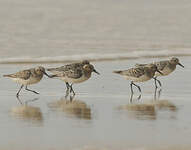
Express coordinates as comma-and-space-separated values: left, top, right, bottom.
0, 56, 191, 150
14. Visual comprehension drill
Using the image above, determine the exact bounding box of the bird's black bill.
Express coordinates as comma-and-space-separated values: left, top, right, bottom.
93, 69, 100, 75
156, 69, 163, 75
178, 63, 184, 68
43, 71, 54, 78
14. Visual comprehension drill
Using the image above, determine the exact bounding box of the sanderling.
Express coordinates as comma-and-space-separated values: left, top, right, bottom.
113, 64, 163, 95
3, 66, 52, 97
135, 57, 184, 88
47, 60, 100, 96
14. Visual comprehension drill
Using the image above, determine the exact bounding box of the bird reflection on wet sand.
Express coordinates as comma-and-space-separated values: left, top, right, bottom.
64, 90, 75, 101
154, 87, 162, 100
130, 86, 162, 102
154, 100, 177, 111
10, 97, 43, 124
129, 93, 141, 103
48, 97, 91, 120
117, 99, 177, 120
118, 103, 156, 120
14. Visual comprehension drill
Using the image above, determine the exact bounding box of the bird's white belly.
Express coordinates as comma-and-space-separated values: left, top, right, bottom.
124, 75, 151, 82
12, 77, 41, 85
59, 75, 90, 84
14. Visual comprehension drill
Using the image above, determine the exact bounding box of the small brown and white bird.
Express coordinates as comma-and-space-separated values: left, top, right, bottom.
113, 64, 163, 94
47, 60, 100, 95
135, 57, 184, 88
3, 66, 52, 97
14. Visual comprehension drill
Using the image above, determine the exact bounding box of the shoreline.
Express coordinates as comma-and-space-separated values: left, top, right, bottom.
0, 51, 190, 65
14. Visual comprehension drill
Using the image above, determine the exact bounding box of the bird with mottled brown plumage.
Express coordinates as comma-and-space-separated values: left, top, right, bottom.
47, 60, 100, 96
135, 57, 184, 88
113, 64, 163, 94
3, 66, 52, 97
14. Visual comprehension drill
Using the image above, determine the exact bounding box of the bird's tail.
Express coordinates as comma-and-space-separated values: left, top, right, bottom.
3, 74, 12, 77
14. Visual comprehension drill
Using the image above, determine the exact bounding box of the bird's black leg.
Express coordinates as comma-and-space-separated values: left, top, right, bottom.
130, 92, 133, 103
65, 82, 70, 98
153, 77, 158, 89
132, 82, 141, 93
158, 88, 162, 99
154, 86, 162, 100
130, 82, 134, 94
25, 86, 39, 94
153, 77, 162, 88
156, 78, 162, 87
69, 84, 75, 96
16, 97, 23, 105
137, 94, 141, 100
65, 82, 70, 91
16, 85, 24, 97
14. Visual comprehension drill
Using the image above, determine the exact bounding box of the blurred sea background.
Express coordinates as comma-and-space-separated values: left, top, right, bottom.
0, 0, 191, 63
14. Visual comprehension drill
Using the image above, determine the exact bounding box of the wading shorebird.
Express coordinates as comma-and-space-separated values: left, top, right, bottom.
135, 57, 184, 88
3, 66, 52, 97
113, 64, 163, 95
47, 60, 100, 96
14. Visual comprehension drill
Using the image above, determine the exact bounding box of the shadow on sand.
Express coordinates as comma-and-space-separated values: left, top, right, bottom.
118, 99, 177, 120
10, 97, 43, 124
118, 88, 177, 120
48, 96, 91, 120
118, 102, 156, 120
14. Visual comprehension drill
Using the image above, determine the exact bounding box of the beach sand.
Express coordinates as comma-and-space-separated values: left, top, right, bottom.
0, 56, 190, 150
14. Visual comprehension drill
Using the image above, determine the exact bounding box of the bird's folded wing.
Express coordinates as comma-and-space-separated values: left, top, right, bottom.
47, 63, 82, 72
53, 68, 83, 79
4, 70, 31, 80
120, 67, 145, 78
